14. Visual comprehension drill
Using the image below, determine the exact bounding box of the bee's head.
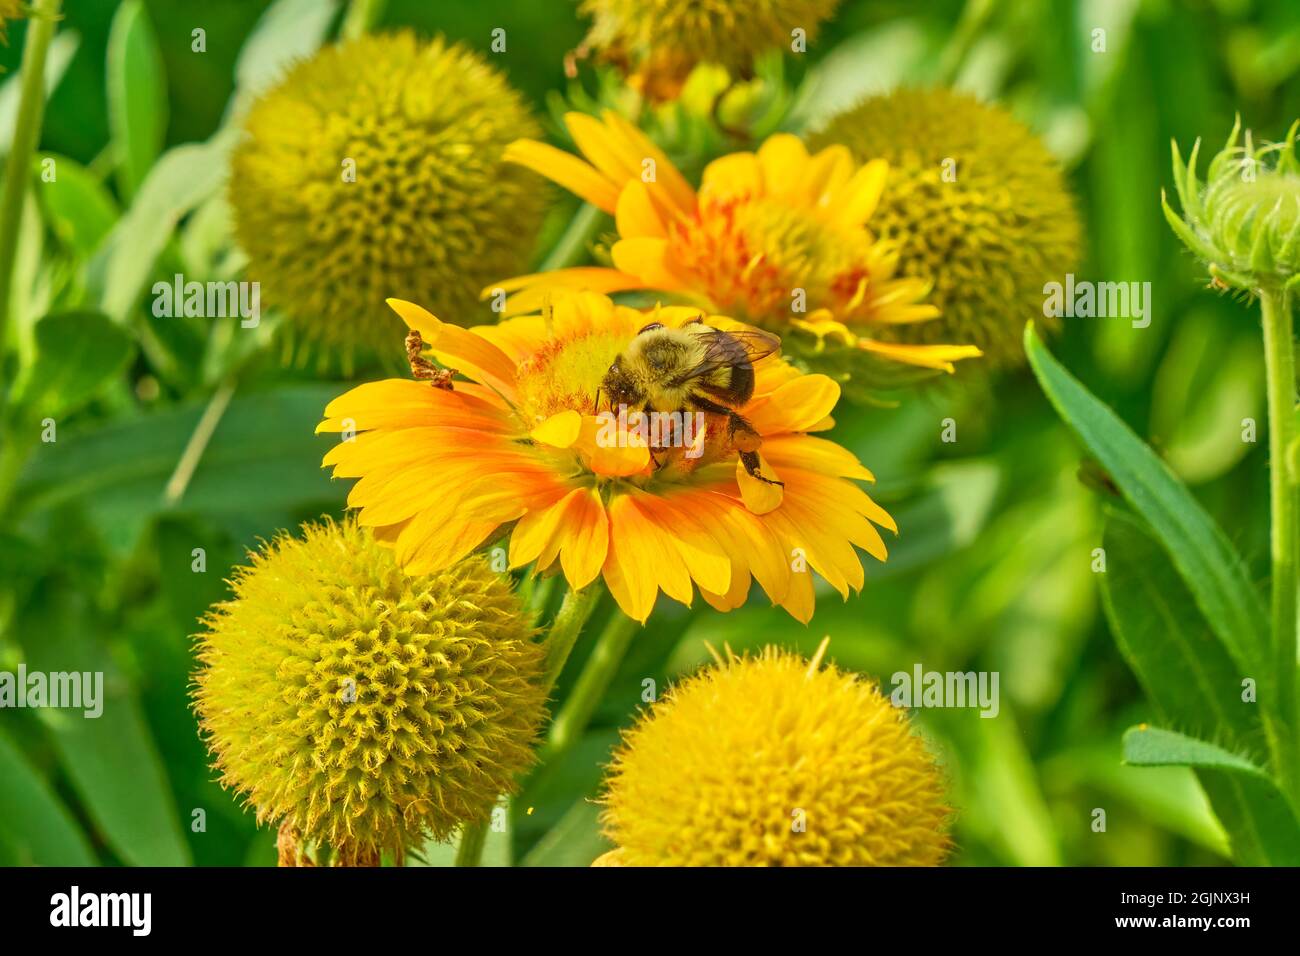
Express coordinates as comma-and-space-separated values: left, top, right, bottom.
600, 357, 642, 412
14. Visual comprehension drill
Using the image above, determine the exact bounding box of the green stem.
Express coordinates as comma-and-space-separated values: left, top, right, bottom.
1261, 286, 1299, 804
452, 819, 488, 868
539, 203, 606, 272
339, 0, 387, 41
541, 584, 603, 691
161, 377, 237, 507
537, 612, 638, 766
0, 0, 62, 364
454, 584, 603, 866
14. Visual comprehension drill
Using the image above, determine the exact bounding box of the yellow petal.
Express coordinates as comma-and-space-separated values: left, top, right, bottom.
387, 298, 519, 399
700, 151, 762, 199
600, 110, 697, 215
756, 134, 811, 202
737, 456, 783, 514
503, 138, 620, 213
610, 237, 690, 291
858, 338, 984, 373
746, 375, 840, 435
567, 111, 642, 185
827, 158, 889, 228
616, 180, 668, 239
531, 409, 583, 448
807, 144, 854, 206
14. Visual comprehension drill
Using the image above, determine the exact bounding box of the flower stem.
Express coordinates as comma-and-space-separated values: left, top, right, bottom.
539, 203, 606, 272
162, 377, 237, 507
453, 583, 603, 866
1261, 286, 1299, 802
537, 612, 638, 766
0, 0, 62, 365
339, 0, 386, 41
541, 583, 603, 691
452, 819, 488, 868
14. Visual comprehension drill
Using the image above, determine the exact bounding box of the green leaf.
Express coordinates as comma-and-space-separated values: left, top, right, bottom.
90, 130, 236, 322
785, 22, 936, 133
1101, 510, 1263, 751
17, 578, 192, 866
10, 311, 134, 420
1124, 726, 1264, 775
14, 383, 345, 553
34, 153, 119, 259
230, 0, 341, 118
1123, 726, 1300, 865
1025, 324, 1267, 678
0, 32, 79, 155
0, 728, 96, 866
106, 0, 168, 199
519, 798, 610, 867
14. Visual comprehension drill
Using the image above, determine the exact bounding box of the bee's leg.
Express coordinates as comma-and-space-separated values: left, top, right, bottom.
688, 398, 783, 486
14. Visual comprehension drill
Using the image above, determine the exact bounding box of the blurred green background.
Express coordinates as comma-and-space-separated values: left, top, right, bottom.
1, 0, 1298, 867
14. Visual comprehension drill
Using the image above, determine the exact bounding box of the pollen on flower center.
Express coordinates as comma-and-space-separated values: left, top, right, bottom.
515, 327, 628, 423
671, 194, 867, 325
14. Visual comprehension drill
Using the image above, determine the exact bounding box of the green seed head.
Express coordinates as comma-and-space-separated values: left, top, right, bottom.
229, 32, 546, 358
1164, 117, 1300, 292
193, 518, 547, 866
810, 87, 1081, 368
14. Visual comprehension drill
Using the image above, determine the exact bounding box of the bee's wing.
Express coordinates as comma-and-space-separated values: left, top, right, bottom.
718, 328, 782, 362
671, 328, 782, 387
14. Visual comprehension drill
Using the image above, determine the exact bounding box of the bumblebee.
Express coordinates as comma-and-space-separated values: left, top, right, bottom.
599, 318, 783, 484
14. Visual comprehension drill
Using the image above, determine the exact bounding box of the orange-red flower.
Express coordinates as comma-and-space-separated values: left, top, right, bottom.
318, 293, 894, 623
489, 112, 982, 372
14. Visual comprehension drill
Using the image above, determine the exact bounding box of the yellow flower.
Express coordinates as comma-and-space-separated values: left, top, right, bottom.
576, 0, 841, 100
193, 519, 546, 866
318, 292, 894, 624
600, 642, 951, 866
229, 32, 545, 356
490, 112, 981, 374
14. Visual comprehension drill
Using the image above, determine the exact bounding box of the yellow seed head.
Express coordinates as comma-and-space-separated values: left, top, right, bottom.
193, 518, 547, 865
812, 87, 1081, 367
230, 32, 546, 355
601, 645, 951, 866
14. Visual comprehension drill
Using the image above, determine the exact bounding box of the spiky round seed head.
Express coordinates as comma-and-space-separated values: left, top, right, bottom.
811, 87, 1081, 367
229, 32, 546, 355
1164, 118, 1300, 293
601, 645, 951, 866
578, 0, 840, 97
193, 518, 546, 866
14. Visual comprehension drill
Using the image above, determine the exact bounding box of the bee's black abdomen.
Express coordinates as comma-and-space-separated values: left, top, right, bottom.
727, 361, 755, 404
